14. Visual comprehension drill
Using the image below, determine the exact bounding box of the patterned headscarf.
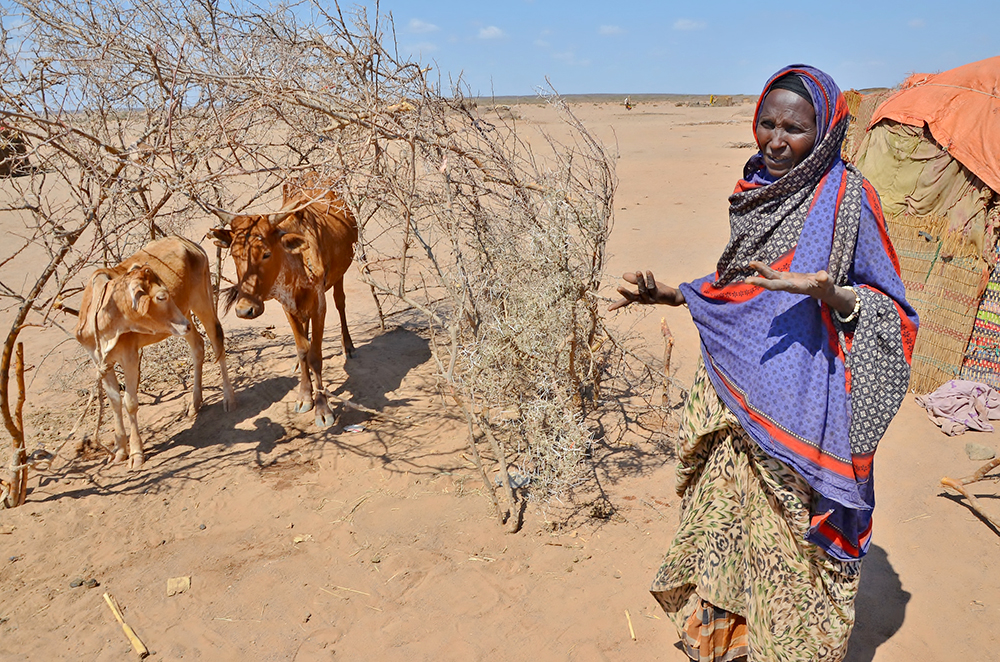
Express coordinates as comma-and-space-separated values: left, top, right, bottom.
713, 65, 851, 287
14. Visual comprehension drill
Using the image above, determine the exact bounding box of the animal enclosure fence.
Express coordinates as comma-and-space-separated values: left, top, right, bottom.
0, 0, 652, 521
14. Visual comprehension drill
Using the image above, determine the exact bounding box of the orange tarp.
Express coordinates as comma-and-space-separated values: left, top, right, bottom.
869, 56, 1000, 194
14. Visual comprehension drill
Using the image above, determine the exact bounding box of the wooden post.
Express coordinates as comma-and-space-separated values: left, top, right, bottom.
661, 318, 674, 408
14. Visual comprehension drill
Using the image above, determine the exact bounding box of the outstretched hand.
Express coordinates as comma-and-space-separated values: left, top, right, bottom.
745, 261, 857, 315
609, 270, 686, 311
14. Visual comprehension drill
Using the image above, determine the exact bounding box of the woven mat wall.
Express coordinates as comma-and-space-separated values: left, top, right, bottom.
843, 89, 895, 164
885, 213, 988, 393
961, 243, 1000, 388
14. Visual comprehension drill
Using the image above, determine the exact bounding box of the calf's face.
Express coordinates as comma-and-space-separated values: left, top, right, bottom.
121, 264, 191, 336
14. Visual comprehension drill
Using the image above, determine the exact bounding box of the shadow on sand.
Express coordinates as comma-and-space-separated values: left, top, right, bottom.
846, 543, 910, 662
335, 325, 432, 410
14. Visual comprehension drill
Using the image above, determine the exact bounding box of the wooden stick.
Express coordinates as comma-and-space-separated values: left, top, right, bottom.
13, 342, 26, 507
103, 593, 149, 659
940, 477, 1000, 530
660, 318, 674, 408
625, 609, 636, 641
963, 457, 1000, 484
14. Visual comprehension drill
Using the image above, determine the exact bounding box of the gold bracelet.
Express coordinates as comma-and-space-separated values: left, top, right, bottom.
833, 286, 861, 323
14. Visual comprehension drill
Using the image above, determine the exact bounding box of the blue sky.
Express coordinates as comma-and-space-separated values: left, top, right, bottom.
348, 0, 998, 96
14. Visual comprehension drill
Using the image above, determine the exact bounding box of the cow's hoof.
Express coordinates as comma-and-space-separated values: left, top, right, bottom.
295, 399, 314, 414
315, 409, 336, 429
223, 396, 237, 412
127, 454, 144, 471
110, 449, 127, 465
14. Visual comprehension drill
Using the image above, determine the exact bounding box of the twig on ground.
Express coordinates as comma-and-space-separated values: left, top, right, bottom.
102, 593, 149, 659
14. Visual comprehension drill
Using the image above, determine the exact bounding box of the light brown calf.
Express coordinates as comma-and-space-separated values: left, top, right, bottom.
208, 176, 356, 428
75, 236, 236, 469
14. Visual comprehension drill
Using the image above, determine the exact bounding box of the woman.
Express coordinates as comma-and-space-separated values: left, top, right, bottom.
611, 66, 918, 661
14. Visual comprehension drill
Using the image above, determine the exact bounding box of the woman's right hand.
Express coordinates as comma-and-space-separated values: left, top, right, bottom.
608, 270, 686, 311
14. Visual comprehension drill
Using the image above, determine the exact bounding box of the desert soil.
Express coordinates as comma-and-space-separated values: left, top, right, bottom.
1, 99, 998, 662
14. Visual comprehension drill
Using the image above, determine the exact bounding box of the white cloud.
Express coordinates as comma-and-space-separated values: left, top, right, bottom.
907, 18, 925, 28
534, 39, 551, 48
599, 25, 624, 35
673, 18, 706, 31
479, 26, 505, 39
409, 18, 439, 33
410, 41, 439, 53
553, 51, 591, 67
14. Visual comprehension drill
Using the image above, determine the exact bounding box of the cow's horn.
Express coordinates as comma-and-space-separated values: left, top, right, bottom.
267, 211, 294, 226
207, 205, 238, 225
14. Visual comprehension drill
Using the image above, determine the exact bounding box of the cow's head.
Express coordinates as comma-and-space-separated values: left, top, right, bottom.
119, 264, 192, 337
207, 209, 306, 319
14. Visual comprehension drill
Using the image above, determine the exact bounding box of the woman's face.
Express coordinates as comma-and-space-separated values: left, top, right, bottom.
755, 88, 817, 179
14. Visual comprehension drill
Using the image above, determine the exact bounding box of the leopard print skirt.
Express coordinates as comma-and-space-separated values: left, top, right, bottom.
650, 361, 861, 662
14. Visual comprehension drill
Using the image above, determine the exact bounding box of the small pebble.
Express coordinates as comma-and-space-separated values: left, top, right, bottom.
70, 578, 84, 588
84, 578, 99, 589
8, 556, 19, 563
198, 524, 206, 530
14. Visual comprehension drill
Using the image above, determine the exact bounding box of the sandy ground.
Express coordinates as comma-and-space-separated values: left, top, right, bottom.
1, 99, 999, 662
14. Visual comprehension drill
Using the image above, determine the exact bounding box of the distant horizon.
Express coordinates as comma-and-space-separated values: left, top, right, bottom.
468, 89, 891, 102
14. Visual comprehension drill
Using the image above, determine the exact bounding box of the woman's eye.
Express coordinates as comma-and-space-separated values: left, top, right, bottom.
262, 252, 271, 260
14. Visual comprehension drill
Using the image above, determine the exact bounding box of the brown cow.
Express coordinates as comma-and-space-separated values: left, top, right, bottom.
75, 235, 237, 469
207, 176, 356, 428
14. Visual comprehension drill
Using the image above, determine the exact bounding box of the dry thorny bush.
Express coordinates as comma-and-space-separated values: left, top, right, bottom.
0, 0, 666, 520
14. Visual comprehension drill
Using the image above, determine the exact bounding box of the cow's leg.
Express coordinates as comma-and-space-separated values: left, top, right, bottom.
332, 276, 354, 359
284, 308, 315, 415
100, 369, 129, 465
183, 319, 206, 413
309, 295, 336, 429
118, 348, 145, 470
192, 283, 236, 412
205, 318, 236, 411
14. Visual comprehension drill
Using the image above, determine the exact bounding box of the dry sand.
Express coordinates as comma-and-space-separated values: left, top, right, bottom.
1, 99, 998, 661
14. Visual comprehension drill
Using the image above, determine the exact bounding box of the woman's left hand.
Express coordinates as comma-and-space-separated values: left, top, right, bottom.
746, 261, 857, 316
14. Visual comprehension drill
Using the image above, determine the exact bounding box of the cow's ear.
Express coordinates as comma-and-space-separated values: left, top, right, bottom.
207, 227, 232, 248
127, 279, 149, 315
126, 266, 155, 315
280, 232, 307, 254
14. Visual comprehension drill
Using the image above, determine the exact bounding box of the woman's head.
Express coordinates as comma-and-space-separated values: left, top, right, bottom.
755, 83, 817, 179
751, 66, 849, 179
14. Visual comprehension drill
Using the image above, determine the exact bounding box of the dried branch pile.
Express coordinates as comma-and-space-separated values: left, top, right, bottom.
0, 0, 632, 516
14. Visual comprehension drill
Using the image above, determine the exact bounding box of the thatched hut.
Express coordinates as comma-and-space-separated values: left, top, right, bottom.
851, 57, 1000, 393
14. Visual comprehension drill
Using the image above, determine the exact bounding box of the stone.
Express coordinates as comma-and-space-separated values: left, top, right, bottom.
965, 443, 996, 462
166, 576, 191, 596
